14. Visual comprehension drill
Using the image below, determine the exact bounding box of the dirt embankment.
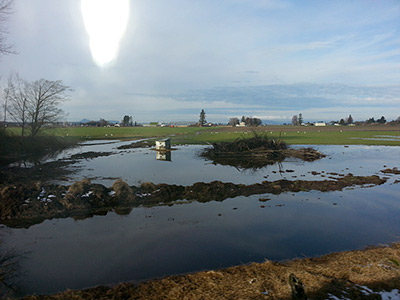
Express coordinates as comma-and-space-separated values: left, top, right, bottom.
0, 174, 386, 228
20, 243, 400, 300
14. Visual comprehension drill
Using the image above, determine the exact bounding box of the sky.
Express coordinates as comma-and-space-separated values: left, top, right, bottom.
1, 0, 400, 124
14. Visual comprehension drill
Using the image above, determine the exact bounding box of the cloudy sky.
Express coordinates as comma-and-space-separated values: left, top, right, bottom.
1, 0, 400, 123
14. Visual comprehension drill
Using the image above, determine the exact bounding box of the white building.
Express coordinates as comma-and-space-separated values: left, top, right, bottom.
155, 138, 171, 150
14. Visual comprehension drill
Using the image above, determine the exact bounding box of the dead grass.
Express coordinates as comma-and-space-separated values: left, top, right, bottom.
20, 243, 400, 300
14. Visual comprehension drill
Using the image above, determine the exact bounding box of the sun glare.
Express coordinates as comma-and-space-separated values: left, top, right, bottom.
81, 0, 130, 67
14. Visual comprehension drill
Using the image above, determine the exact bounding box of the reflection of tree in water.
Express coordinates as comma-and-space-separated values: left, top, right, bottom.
0, 231, 23, 298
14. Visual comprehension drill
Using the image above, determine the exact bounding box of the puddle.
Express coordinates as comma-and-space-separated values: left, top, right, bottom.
53, 143, 400, 186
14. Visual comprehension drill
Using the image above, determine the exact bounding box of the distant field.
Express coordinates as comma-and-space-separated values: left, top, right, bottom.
6, 125, 400, 146
174, 125, 400, 146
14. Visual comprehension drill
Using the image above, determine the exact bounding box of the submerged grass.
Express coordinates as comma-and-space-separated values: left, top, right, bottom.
0, 131, 78, 166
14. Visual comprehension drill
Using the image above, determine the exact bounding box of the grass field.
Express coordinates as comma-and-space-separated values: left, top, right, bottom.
6, 125, 400, 146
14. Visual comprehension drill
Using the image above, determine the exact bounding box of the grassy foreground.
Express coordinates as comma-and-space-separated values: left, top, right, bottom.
21, 124, 400, 146
21, 243, 400, 300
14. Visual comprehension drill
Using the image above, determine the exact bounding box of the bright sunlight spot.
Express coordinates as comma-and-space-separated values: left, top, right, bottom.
81, 0, 130, 67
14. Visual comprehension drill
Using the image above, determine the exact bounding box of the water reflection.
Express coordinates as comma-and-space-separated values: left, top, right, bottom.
2, 145, 400, 297
0, 229, 24, 298
156, 150, 172, 162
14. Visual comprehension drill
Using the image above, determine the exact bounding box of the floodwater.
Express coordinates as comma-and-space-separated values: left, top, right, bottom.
1, 143, 400, 297
51, 140, 400, 185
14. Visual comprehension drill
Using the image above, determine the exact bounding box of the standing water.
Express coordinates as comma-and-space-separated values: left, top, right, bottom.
1, 143, 400, 297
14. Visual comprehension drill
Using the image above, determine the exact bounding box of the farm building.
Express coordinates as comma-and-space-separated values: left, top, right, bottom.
155, 138, 171, 150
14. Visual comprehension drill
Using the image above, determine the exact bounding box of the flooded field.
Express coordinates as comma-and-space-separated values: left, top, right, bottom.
1, 141, 400, 297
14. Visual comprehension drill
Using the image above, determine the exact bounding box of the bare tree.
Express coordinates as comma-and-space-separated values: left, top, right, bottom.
26, 79, 71, 136
6, 75, 71, 136
228, 117, 239, 126
0, 0, 15, 57
4, 73, 28, 135
291, 115, 298, 126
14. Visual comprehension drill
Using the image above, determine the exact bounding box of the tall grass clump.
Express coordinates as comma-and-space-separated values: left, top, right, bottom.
209, 131, 287, 153
200, 131, 288, 169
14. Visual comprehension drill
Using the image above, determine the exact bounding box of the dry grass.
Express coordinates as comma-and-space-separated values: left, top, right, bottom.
20, 243, 400, 300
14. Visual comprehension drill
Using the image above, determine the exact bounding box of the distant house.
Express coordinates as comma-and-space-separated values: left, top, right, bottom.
314, 122, 326, 127
237, 122, 246, 127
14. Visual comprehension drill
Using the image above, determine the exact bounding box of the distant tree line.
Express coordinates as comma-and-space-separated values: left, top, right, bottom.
228, 116, 262, 127
332, 115, 400, 126
334, 115, 387, 125
364, 116, 386, 124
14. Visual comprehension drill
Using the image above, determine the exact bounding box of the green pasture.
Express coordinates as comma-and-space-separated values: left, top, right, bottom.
5, 125, 400, 146
173, 128, 400, 146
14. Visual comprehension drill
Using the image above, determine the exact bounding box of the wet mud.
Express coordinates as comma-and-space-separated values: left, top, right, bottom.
0, 174, 386, 228
116, 140, 154, 149
69, 151, 114, 160
381, 167, 400, 175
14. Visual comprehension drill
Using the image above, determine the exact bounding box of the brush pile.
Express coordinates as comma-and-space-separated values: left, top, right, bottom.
201, 132, 323, 169
210, 132, 287, 153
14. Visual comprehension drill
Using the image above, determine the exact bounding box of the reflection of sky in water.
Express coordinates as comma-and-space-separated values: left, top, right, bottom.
2, 145, 400, 297
54, 142, 400, 186
3, 183, 400, 296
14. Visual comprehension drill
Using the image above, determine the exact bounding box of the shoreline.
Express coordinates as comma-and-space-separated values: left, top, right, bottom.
20, 242, 400, 300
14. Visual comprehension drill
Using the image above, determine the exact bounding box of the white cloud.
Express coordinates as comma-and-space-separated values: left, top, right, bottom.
2, 0, 400, 123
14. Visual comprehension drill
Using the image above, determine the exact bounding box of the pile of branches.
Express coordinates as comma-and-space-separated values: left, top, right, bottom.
210, 132, 287, 153
200, 132, 288, 169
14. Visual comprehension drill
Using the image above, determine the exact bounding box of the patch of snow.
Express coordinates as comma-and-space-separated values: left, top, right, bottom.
82, 191, 93, 198
380, 289, 400, 300
108, 191, 116, 196
40, 198, 52, 203
357, 285, 373, 295
136, 193, 152, 197
327, 288, 400, 300
37, 188, 46, 200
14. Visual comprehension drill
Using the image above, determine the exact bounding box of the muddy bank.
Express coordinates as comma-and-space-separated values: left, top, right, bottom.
381, 167, 400, 175
20, 243, 400, 300
69, 151, 113, 160
0, 174, 386, 228
116, 140, 154, 149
